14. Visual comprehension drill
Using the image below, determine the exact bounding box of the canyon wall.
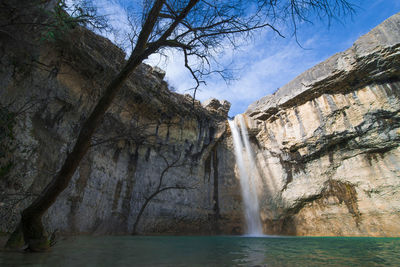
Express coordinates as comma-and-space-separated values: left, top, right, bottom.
1, 4, 399, 237
0, 18, 240, 234
243, 13, 400, 236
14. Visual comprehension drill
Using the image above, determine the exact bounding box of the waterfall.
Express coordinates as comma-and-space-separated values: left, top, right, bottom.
228, 114, 263, 236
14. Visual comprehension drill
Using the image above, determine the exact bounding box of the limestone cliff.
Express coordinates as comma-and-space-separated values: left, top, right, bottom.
1, 5, 399, 238
242, 13, 400, 236
0, 16, 234, 234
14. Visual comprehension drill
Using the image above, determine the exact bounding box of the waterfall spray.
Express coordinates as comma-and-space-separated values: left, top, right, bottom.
228, 114, 263, 236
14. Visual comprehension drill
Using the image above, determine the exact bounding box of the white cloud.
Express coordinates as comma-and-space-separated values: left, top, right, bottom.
72, 1, 347, 116
68, 0, 398, 117
147, 29, 326, 116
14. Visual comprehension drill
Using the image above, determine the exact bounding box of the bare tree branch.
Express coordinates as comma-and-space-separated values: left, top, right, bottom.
131, 150, 196, 235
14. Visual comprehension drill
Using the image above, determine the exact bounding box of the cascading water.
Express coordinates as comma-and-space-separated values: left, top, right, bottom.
228, 114, 263, 236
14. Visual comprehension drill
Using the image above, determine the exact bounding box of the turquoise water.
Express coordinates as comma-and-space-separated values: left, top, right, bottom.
1, 236, 400, 266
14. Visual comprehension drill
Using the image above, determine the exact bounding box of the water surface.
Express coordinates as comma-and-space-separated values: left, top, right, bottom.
1, 236, 400, 266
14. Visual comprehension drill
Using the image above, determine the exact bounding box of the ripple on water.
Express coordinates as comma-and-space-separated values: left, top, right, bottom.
0, 236, 399, 267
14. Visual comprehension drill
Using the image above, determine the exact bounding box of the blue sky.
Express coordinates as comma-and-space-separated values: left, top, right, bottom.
89, 0, 400, 116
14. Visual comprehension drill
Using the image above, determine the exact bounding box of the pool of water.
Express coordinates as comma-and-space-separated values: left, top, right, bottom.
1, 235, 400, 266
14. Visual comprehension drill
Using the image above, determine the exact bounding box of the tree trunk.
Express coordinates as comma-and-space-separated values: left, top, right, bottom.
131, 186, 185, 235
132, 196, 153, 235
33, 62, 135, 250
4, 0, 167, 251
5, 53, 150, 251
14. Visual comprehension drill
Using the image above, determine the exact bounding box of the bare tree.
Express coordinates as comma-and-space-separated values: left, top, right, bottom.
4, 0, 355, 251
132, 152, 195, 235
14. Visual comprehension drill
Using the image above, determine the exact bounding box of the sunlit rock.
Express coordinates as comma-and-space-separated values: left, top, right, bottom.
240, 13, 400, 236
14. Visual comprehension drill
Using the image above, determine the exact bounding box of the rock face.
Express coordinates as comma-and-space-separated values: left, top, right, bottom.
202, 98, 231, 117
1, 4, 399, 237
243, 13, 400, 236
0, 9, 235, 235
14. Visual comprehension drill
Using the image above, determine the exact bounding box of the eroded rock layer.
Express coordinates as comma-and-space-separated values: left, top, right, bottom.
243, 13, 400, 236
